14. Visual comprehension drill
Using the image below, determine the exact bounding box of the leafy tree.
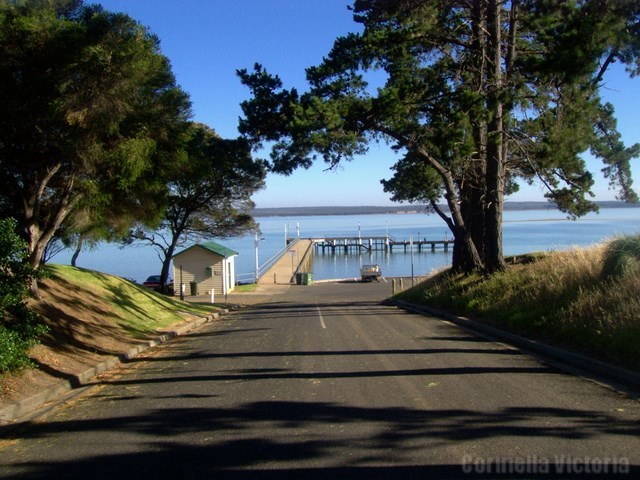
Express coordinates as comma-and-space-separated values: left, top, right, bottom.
129, 123, 267, 292
0, 218, 46, 372
238, 0, 639, 274
42, 210, 112, 267
0, 0, 191, 285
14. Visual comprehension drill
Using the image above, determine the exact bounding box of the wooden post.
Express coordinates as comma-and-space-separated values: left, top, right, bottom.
179, 265, 184, 301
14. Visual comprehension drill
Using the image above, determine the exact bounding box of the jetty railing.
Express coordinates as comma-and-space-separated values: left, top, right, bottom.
236, 238, 301, 284
313, 236, 453, 253
293, 239, 315, 276
236, 235, 453, 285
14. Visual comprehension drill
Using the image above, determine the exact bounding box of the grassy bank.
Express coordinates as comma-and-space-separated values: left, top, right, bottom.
396, 236, 640, 371
39, 265, 217, 335
1, 263, 222, 401
2, 265, 216, 378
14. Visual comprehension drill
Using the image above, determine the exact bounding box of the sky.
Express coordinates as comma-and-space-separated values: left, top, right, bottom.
96, 0, 640, 208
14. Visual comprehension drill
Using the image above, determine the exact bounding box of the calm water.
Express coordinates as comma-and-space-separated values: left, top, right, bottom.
51, 207, 640, 283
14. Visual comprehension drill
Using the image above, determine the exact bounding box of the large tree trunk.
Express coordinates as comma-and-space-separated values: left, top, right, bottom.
26, 224, 56, 297
160, 246, 176, 294
484, 0, 506, 273
417, 147, 484, 272
159, 225, 187, 294
434, 182, 484, 273
468, 0, 488, 266
23, 168, 78, 295
71, 235, 84, 267
430, 199, 483, 273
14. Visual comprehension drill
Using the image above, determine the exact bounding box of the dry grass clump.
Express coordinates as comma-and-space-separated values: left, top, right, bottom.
561, 236, 640, 362
399, 236, 640, 370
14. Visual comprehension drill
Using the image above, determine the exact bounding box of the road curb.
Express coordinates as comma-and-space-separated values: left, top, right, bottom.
0, 309, 230, 424
390, 299, 640, 392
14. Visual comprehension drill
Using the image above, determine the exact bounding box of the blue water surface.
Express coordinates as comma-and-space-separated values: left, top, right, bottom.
51, 207, 640, 282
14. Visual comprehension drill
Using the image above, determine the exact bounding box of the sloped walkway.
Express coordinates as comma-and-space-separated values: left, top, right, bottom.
258, 239, 313, 285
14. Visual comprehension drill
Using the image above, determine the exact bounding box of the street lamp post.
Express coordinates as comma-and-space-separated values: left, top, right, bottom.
385, 221, 389, 252
410, 236, 415, 286
254, 232, 265, 284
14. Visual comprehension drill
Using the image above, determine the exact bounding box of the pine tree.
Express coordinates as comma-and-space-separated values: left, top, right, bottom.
238, 0, 640, 274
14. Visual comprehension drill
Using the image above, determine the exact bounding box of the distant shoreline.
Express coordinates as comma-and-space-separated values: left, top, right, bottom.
253, 201, 637, 218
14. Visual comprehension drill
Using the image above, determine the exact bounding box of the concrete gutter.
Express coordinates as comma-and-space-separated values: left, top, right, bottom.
390, 299, 640, 394
0, 309, 230, 425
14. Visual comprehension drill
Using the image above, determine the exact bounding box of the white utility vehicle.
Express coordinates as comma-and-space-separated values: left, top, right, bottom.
360, 264, 381, 282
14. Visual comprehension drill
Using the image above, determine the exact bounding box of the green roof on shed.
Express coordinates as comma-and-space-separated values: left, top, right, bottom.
173, 241, 238, 259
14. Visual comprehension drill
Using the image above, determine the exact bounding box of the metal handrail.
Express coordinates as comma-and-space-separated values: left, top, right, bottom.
258, 238, 298, 278
235, 239, 300, 284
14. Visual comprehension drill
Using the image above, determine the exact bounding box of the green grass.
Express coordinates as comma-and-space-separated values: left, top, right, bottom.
1, 264, 221, 375
397, 236, 640, 371
45, 264, 217, 337
234, 283, 258, 292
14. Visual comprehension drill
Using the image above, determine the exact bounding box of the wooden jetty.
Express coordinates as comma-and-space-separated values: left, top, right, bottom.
258, 238, 314, 284
253, 235, 454, 284
311, 236, 453, 253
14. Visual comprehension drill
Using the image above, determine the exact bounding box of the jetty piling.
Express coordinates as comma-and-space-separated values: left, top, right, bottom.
254, 235, 453, 285
312, 236, 453, 253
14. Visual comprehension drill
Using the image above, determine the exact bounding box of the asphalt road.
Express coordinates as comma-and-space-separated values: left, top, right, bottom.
0, 281, 638, 479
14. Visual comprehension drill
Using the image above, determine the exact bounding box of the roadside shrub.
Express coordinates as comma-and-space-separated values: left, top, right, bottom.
601, 235, 640, 278
561, 250, 640, 368
0, 218, 47, 373
0, 321, 45, 372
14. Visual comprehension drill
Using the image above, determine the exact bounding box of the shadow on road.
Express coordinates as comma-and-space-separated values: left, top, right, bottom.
4, 288, 638, 479
2, 401, 638, 479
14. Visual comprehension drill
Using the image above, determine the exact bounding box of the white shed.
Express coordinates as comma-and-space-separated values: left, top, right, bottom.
172, 242, 238, 296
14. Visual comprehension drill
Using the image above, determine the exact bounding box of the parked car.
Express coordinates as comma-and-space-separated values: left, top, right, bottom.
143, 275, 173, 292
360, 264, 381, 282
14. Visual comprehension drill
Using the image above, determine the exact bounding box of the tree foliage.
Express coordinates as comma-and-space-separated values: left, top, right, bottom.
238, 0, 639, 274
0, 218, 47, 372
0, 0, 191, 278
129, 122, 267, 290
